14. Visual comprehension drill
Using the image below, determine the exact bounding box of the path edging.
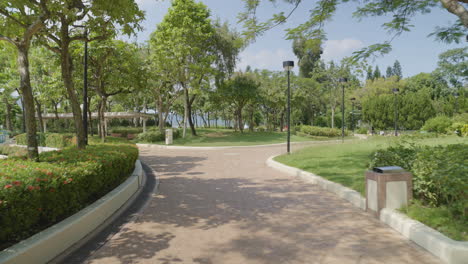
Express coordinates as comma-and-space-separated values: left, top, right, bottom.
0, 160, 144, 264
266, 155, 468, 264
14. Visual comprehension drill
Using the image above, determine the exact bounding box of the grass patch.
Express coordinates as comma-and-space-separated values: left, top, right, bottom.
274, 135, 467, 240
153, 128, 346, 146
401, 201, 468, 241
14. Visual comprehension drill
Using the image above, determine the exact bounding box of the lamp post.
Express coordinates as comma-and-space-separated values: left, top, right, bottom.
339, 77, 347, 142
283, 61, 294, 154
350, 97, 356, 134
393, 88, 399, 136
453, 92, 459, 114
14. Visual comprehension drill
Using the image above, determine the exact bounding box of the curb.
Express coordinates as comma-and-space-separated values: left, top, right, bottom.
266, 155, 468, 264
0, 160, 145, 264
380, 209, 468, 264
137, 139, 343, 150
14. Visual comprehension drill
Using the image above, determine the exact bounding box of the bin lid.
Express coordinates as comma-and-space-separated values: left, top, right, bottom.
373, 166, 405, 173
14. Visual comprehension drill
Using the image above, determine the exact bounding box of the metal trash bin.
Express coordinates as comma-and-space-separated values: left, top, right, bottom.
365, 166, 412, 217
165, 129, 173, 145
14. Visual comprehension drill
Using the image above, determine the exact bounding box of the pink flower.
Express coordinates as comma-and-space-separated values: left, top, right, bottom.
4, 184, 12, 189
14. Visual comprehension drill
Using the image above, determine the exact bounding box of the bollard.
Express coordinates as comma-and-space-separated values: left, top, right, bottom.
365, 166, 412, 218
165, 129, 173, 145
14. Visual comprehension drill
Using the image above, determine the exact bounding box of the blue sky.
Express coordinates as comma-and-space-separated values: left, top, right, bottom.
132, 0, 465, 78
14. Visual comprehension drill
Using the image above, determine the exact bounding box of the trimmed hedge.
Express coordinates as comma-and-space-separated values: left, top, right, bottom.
297, 125, 349, 137
15, 133, 76, 148
0, 143, 138, 249
137, 129, 181, 143
370, 143, 467, 220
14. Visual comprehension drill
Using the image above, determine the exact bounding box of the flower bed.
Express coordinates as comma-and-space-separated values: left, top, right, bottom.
0, 143, 138, 249
296, 125, 349, 137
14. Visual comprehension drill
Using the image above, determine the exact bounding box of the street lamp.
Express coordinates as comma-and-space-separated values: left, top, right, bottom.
350, 97, 356, 134
339, 77, 347, 142
283, 61, 294, 153
82, 28, 89, 145
453, 92, 459, 114
393, 88, 399, 136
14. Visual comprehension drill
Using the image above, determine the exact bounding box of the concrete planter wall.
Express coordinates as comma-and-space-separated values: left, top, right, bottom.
0, 160, 144, 264
266, 156, 468, 264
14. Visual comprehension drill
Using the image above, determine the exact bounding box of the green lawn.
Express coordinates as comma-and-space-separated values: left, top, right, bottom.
158, 128, 347, 146
274, 135, 467, 240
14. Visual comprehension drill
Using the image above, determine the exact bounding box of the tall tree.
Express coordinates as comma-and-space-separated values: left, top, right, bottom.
393, 60, 403, 81
220, 72, 260, 132
435, 47, 467, 88
385, 66, 393, 79
0, 0, 51, 160
40, 0, 144, 148
366, 65, 373, 80
151, 0, 217, 137
373, 66, 381, 79
292, 38, 322, 78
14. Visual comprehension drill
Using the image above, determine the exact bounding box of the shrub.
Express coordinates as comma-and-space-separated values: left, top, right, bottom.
110, 127, 144, 137
299, 125, 348, 137
421, 116, 452, 134
357, 127, 368, 134
370, 143, 467, 219
0, 145, 27, 157
0, 143, 138, 249
136, 129, 181, 143
15, 133, 76, 148
137, 131, 165, 143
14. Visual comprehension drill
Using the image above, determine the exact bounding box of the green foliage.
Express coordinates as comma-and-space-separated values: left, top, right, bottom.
370, 143, 468, 220
136, 129, 181, 143
0, 145, 27, 157
110, 127, 144, 137
298, 125, 348, 137
421, 116, 453, 134
0, 143, 139, 248
15, 133, 76, 148
357, 127, 368, 134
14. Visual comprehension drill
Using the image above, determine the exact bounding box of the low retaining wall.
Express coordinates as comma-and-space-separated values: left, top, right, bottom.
0, 160, 145, 264
266, 156, 468, 264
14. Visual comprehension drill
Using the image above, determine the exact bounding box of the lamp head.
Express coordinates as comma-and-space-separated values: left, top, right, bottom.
392, 88, 399, 94
283, 61, 294, 71
350, 97, 356, 101
453, 92, 459, 98
339, 77, 348, 83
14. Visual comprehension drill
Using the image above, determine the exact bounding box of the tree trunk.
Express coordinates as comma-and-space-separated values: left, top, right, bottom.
331, 106, 335, 128
60, 40, 85, 149
17, 45, 39, 160
157, 97, 164, 133
237, 107, 244, 133
185, 88, 197, 136
3, 97, 13, 131
99, 96, 107, 142
35, 98, 44, 133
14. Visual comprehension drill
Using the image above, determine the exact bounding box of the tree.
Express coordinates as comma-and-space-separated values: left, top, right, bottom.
393, 60, 403, 81
292, 38, 322, 78
366, 65, 373, 80
435, 47, 467, 88
240, 0, 468, 60
40, 0, 144, 148
373, 66, 381, 79
221, 73, 260, 132
385, 66, 393, 79
0, 1, 51, 160
152, 0, 218, 137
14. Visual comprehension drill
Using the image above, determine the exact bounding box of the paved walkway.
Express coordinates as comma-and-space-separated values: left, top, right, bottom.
69, 144, 440, 264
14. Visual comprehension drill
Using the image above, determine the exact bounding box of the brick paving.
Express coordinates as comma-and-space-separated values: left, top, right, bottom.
72, 144, 440, 264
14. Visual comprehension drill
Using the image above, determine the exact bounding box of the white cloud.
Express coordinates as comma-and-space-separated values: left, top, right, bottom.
322, 38, 364, 62
237, 48, 297, 72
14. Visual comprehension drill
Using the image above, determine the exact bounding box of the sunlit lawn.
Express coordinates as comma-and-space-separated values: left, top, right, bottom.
161, 128, 347, 146
274, 135, 467, 195
274, 135, 467, 240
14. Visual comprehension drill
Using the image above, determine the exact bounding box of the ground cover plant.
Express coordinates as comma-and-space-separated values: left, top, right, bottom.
15, 133, 77, 148
0, 142, 138, 250
275, 135, 467, 240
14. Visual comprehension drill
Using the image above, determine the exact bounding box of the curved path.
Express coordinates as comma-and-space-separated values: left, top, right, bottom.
66, 143, 440, 264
